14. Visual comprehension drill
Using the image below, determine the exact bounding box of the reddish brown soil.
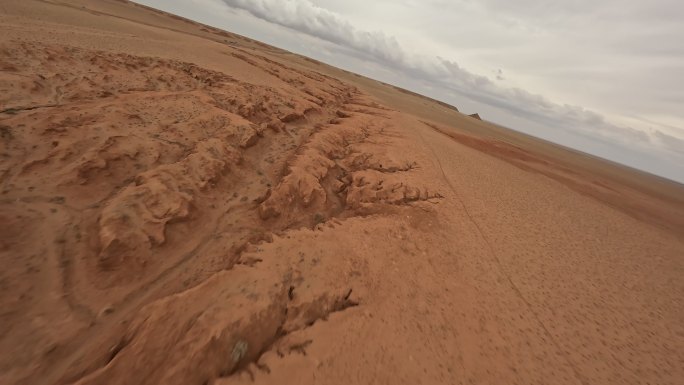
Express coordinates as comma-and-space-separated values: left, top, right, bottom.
1, 1, 683, 385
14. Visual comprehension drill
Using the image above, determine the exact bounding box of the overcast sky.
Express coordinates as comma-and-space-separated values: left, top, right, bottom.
136, 0, 684, 182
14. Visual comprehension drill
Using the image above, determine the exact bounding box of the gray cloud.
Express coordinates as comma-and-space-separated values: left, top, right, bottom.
653, 130, 684, 155
221, 0, 677, 157
222, 0, 405, 64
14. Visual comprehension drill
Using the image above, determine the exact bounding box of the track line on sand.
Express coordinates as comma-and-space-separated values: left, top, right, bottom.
415, 122, 588, 385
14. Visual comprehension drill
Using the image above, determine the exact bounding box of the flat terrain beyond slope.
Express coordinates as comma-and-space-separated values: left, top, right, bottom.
1, 1, 682, 384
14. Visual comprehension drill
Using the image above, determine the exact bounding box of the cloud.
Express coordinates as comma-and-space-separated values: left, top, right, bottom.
653, 130, 684, 155
221, 0, 676, 154
221, 0, 405, 64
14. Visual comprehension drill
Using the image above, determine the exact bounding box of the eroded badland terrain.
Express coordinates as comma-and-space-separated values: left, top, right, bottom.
1, 1, 683, 384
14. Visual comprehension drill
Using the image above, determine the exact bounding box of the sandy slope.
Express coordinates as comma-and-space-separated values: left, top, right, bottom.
0, 1, 682, 384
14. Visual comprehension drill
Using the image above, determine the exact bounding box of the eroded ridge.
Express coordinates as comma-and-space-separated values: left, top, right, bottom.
62, 91, 442, 385
72, 257, 359, 385
1, 37, 442, 385
260, 102, 442, 229
0, 40, 362, 384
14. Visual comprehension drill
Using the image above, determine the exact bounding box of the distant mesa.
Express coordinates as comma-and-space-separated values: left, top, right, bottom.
468, 113, 482, 120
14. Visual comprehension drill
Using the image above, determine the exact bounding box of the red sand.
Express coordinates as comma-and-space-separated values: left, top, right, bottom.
1, 1, 683, 385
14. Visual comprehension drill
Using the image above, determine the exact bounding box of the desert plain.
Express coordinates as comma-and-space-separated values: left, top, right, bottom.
0, 1, 683, 384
